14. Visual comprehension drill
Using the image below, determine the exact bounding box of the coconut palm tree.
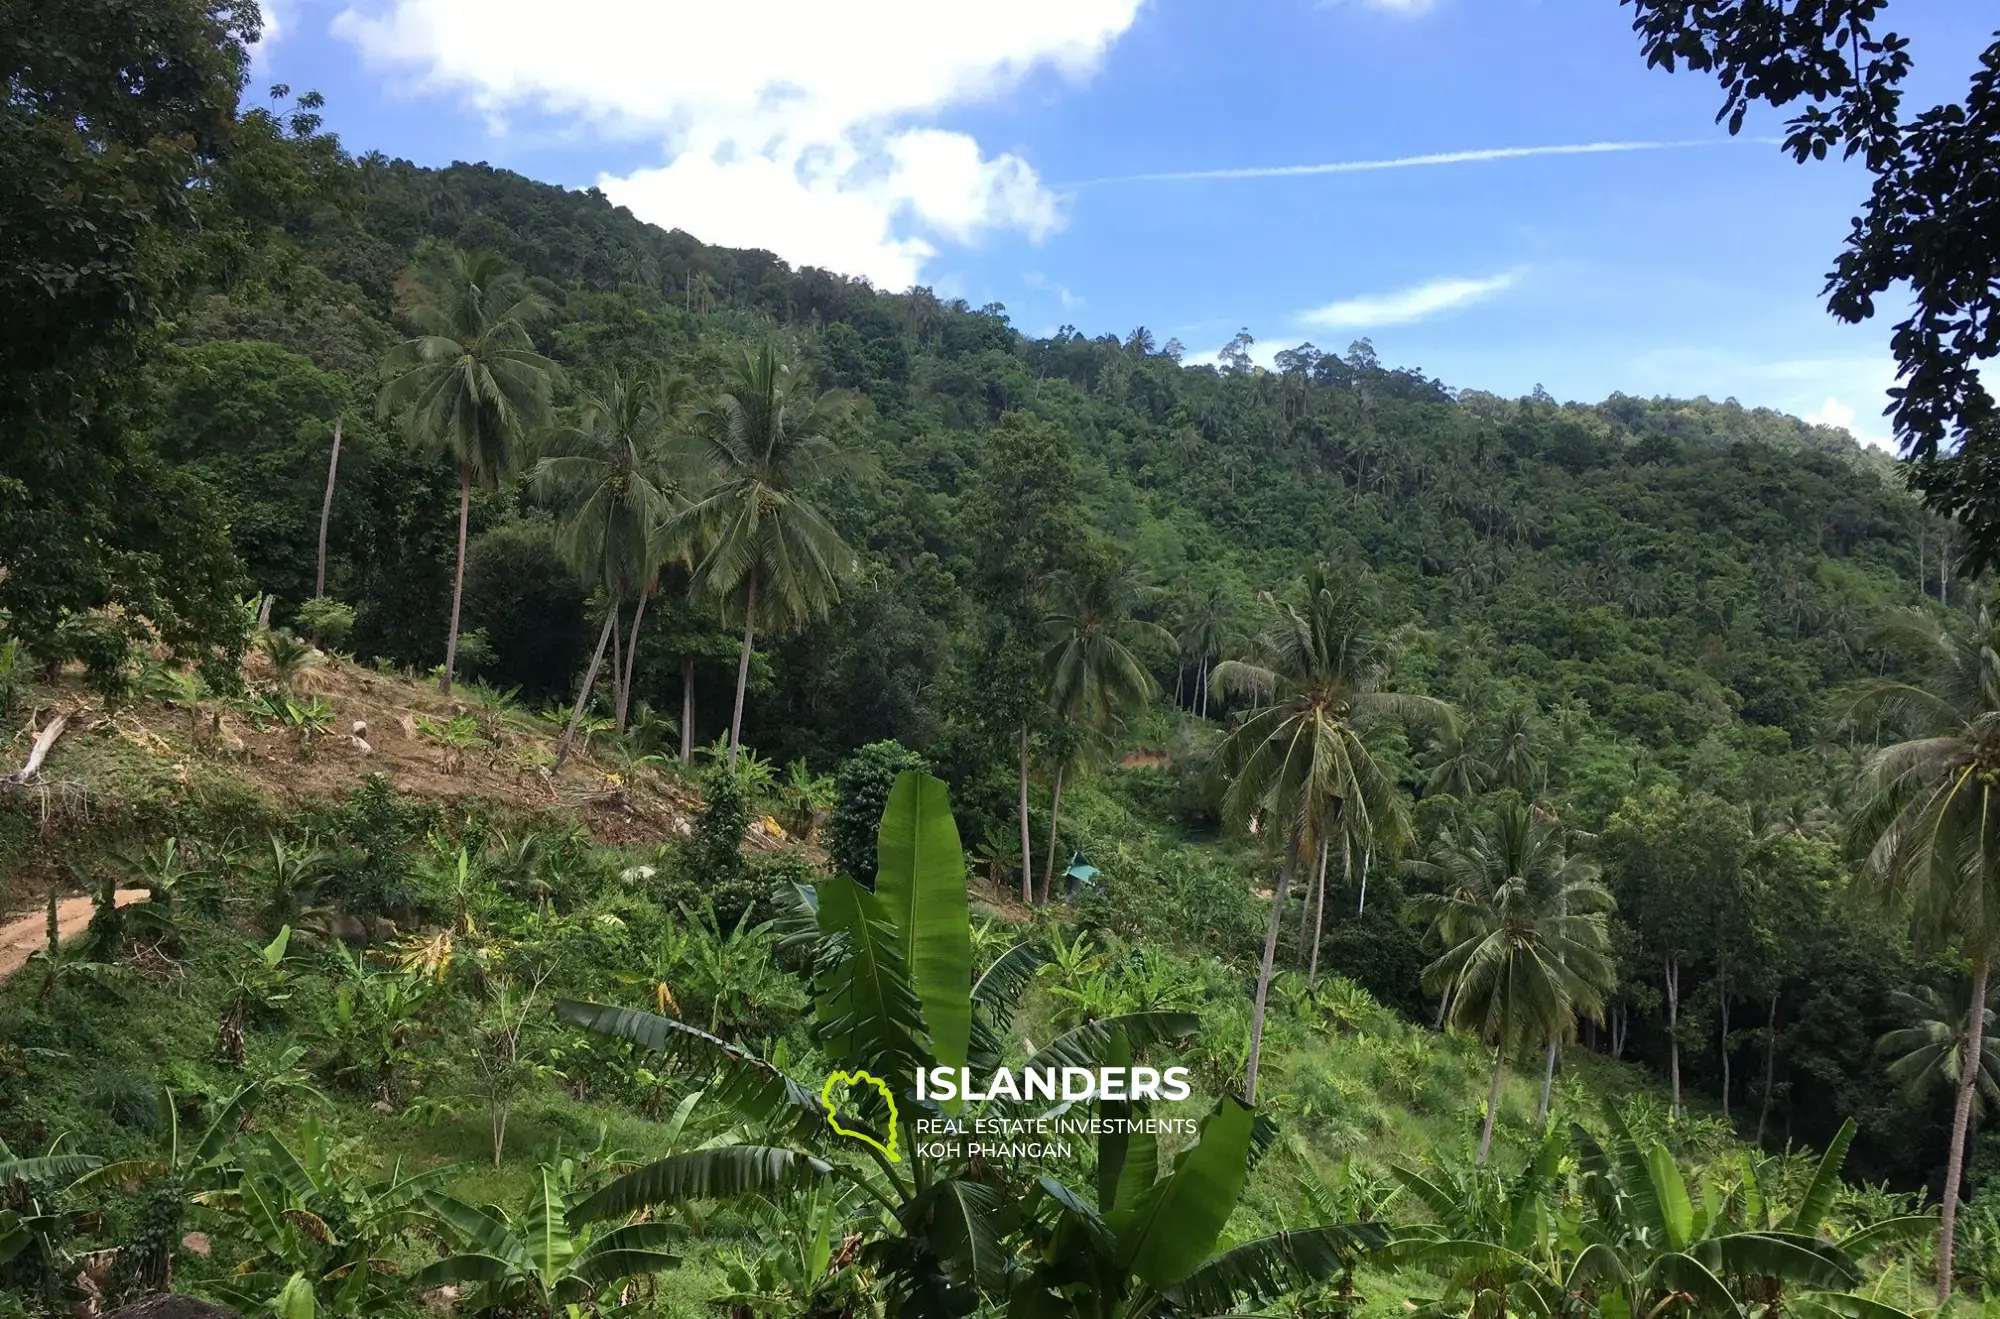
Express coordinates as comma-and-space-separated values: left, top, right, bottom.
1037, 565, 1166, 901
530, 369, 685, 769
1879, 979, 2000, 1114
1210, 567, 1451, 1105
1410, 801, 1614, 1163
378, 248, 560, 694
1847, 605, 2000, 1302
1174, 584, 1235, 719
666, 343, 863, 767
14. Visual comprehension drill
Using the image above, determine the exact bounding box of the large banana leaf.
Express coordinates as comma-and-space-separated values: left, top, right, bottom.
0, 1153, 101, 1185
1790, 1293, 1920, 1319
421, 1192, 526, 1264
1019, 1011, 1201, 1076
1783, 1118, 1856, 1234
970, 941, 1042, 1070
556, 1000, 833, 1148
1170, 1222, 1390, 1314
1645, 1143, 1694, 1251
408, 1252, 518, 1290
1110, 1096, 1256, 1289
1388, 1166, 1460, 1225
1695, 1232, 1858, 1290
904, 1177, 1006, 1294
523, 1167, 576, 1290
568, 1146, 831, 1225
567, 1245, 680, 1287
874, 772, 973, 1076
813, 875, 929, 1079
1835, 1214, 1935, 1258
1646, 1250, 1739, 1314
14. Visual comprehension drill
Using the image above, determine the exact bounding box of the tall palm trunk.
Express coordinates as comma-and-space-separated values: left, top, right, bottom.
1040, 759, 1067, 904
1309, 836, 1332, 986
1717, 955, 1731, 1119
1198, 655, 1210, 719
1939, 958, 1990, 1305
609, 607, 624, 731
316, 418, 342, 599
1757, 991, 1780, 1145
1536, 1039, 1559, 1127
1018, 725, 1034, 905
617, 588, 649, 731
728, 571, 758, 768
442, 471, 472, 695
680, 657, 695, 763
1665, 955, 1682, 1115
1478, 1044, 1505, 1164
1246, 835, 1297, 1106
556, 608, 617, 771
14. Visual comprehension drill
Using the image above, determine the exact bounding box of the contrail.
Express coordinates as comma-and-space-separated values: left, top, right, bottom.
1074, 139, 1723, 185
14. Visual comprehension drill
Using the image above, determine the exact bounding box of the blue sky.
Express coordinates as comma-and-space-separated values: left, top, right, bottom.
258, 0, 1996, 448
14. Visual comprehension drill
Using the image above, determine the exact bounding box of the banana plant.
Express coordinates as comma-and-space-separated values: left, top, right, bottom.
561, 770, 1200, 1315
198, 1113, 449, 1319
411, 1163, 681, 1318
0, 1134, 103, 1311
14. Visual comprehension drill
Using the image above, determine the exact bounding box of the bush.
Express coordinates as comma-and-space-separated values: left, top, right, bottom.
829, 740, 928, 882
294, 596, 356, 649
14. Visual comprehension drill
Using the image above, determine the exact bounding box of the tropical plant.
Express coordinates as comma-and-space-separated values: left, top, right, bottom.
561, 771, 1197, 1313
1210, 567, 1451, 1103
414, 712, 486, 774
1173, 583, 1235, 720
0, 1134, 102, 1313
1845, 605, 2000, 1299
259, 629, 317, 693
295, 596, 356, 650
413, 1163, 681, 1318
1877, 978, 2000, 1114
1038, 564, 1165, 901
665, 342, 864, 766
219, 925, 295, 1065
531, 368, 689, 762
1409, 802, 1615, 1162
377, 246, 560, 694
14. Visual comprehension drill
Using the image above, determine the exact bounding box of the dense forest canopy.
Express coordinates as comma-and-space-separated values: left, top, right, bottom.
10, 4, 2000, 1318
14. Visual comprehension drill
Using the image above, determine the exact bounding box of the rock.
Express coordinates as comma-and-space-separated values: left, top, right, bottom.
328, 915, 399, 945
180, 1232, 210, 1257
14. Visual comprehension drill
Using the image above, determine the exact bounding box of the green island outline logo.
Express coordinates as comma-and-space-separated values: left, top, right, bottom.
820, 1069, 901, 1163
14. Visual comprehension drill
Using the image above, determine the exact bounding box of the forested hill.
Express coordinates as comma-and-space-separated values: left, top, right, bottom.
12, 97, 1959, 1193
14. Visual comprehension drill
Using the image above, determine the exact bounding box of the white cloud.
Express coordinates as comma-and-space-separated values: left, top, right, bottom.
334, 0, 1143, 284
1804, 395, 1895, 451
1301, 271, 1521, 329
1024, 271, 1084, 311
1080, 139, 1720, 186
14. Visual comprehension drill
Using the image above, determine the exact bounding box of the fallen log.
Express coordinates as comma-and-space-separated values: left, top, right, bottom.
2, 712, 69, 787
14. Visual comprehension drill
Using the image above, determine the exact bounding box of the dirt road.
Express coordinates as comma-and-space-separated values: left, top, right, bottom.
0, 889, 150, 981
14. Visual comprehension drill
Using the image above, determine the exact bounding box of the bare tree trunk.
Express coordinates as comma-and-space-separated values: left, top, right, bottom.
1297, 835, 1319, 959
1309, 836, 1332, 986
1174, 665, 1184, 710
2, 714, 69, 787
1718, 956, 1732, 1120
680, 657, 695, 764
1018, 725, 1034, 905
316, 418, 342, 599
442, 472, 472, 695
1537, 1039, 1559, 1127
1757, 990, 1781, 1145
556, 609, 617, 772
1246, 836, 1297, 1107
1478, 1045, 1505, 1164
727, 572, 758, 769
1039, 758, 1067, 904
1665, 956, 1682, 1116
1939, 959, 1989, 1305
617, 587, 649, 732
610, 606, 625, 732
1355, 849, 1371, 915
1612, 1005, 1627, 1060
1199, 656, 1210, 719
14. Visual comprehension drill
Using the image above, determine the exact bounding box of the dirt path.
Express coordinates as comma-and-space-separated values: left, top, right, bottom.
0, 889, 150, 981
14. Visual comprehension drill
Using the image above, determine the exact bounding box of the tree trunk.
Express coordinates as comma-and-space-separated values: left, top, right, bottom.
680, 657, 695, 763
1355, 849, 1371, 915
1174, 665, 1184, 710
1757, 990, 1780, 1145
1478, 1045, 1505, 1164
727, 571, 758, 768
556, 608, 617, 771
441, 472, 472, 695
1309, 836, 1331, 987
1039, 758, 1067, 904
1297, 835, 1319, 959
1665, 956, 1682, 1115
315, 418, 342, 599
610, 606, 625, 733
1718, 957, 1732, 1120
1536, 1039, 1559, 1127
617, 588, 649, 732
1246, 837, 1296, 1106
1612, 1006, 1627, 1060
1939, 958, 1989, 1305
1198, 656, 1210, 719
1018, 724, 1034, 905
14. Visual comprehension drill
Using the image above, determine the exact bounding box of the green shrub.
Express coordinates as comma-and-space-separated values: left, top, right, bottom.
294, 596, 356, 649
828, 739, 927, 881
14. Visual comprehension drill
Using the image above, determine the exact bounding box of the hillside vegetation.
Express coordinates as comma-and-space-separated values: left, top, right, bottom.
5, 6, 1996, 1318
